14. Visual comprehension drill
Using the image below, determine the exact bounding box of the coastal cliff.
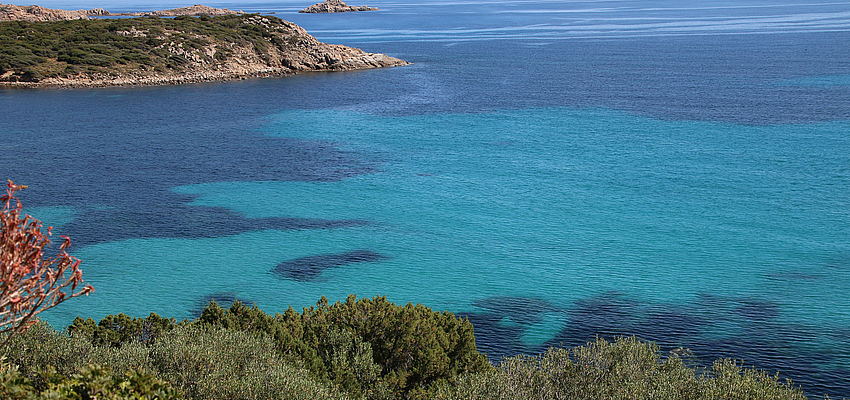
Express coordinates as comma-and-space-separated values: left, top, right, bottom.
0, 13, 409, 88
300, 0, 378, 13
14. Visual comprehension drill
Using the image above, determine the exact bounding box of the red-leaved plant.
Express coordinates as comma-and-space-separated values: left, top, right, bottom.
0, 180, 93, 348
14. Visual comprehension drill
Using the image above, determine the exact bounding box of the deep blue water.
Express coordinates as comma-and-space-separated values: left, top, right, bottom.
2, 0, 850, 397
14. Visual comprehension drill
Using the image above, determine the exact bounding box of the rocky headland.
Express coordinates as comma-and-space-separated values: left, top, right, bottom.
0, 13, 409, 88
300, 0, 378, 13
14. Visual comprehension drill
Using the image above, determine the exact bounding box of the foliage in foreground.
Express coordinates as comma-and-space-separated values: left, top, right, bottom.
434, 336, 810, 400
1, 311, 821, 400
68, 295, 491, 399
2, 321, 349, 399
0, 362, 179, 400
0, 181, 93, 348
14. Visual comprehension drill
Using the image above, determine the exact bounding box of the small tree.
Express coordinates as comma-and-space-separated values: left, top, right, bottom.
0, 181, 93, 348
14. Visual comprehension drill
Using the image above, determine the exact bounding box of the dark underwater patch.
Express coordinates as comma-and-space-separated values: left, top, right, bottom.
629, 306, 707, 344
464, 290, 850, 398
461, 296, 564, 360
510, 292, 850, 398
189, 291, 254, 319
681, 331, 845, 397
456, 312, 527, 359
471, 296, 561, 325
2, 106, 380, 250
57, 204, 371, 249
274, 250, 387, 282
734, 298, 781, 321
695, 293, 782, 322
545, 291, 643, 350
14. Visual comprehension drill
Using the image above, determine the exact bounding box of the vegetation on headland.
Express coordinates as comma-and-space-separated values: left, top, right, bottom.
0, 298, 822, 400
0, 13, 408, 87
0, 14, 269, 80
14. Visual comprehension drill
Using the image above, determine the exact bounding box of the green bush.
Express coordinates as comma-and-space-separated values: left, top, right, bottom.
3, 320, 346, 400
0, 363, 36, 400
701, 358, 809, 400
1, 321, 93, 388
86, 340, 154, 378
1, 304, 822, 400
69, 313, 181, 347
149, 324, 349, 400
434, 336, 809, 400
0, 362, 180, 399
320, 327, 383, 398
198, 295, 491, 399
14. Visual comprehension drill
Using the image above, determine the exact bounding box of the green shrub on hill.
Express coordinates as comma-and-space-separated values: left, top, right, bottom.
70, 312, 183, 347
0, 302, 822, 400
1, 321, 92, 388
197, 295, 491, 399
149, 324, 349, 400
2, 320, 349, 400
433, 336, 809, 400
0, 360, 179, 399
0, 338, 177, 400
6, 296, 489, 399
0, 14, 304, 81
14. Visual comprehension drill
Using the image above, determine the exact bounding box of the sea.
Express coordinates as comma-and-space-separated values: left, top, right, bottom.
1, 0, 849, 397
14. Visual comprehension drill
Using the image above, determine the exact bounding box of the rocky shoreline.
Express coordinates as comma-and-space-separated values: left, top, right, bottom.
4, 51, 408, 88
0, 12, 409, 88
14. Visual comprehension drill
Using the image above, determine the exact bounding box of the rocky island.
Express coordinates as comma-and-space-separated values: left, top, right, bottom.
0, 12, 409, 88
300, 0, 378, 13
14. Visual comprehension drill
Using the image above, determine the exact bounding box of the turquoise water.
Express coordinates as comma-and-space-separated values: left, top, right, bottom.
21, 206, 78, 231
138, 110, 850, 321
779, 74, 850, 87
35, 107, 850, 395
3, 0, 850, 396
